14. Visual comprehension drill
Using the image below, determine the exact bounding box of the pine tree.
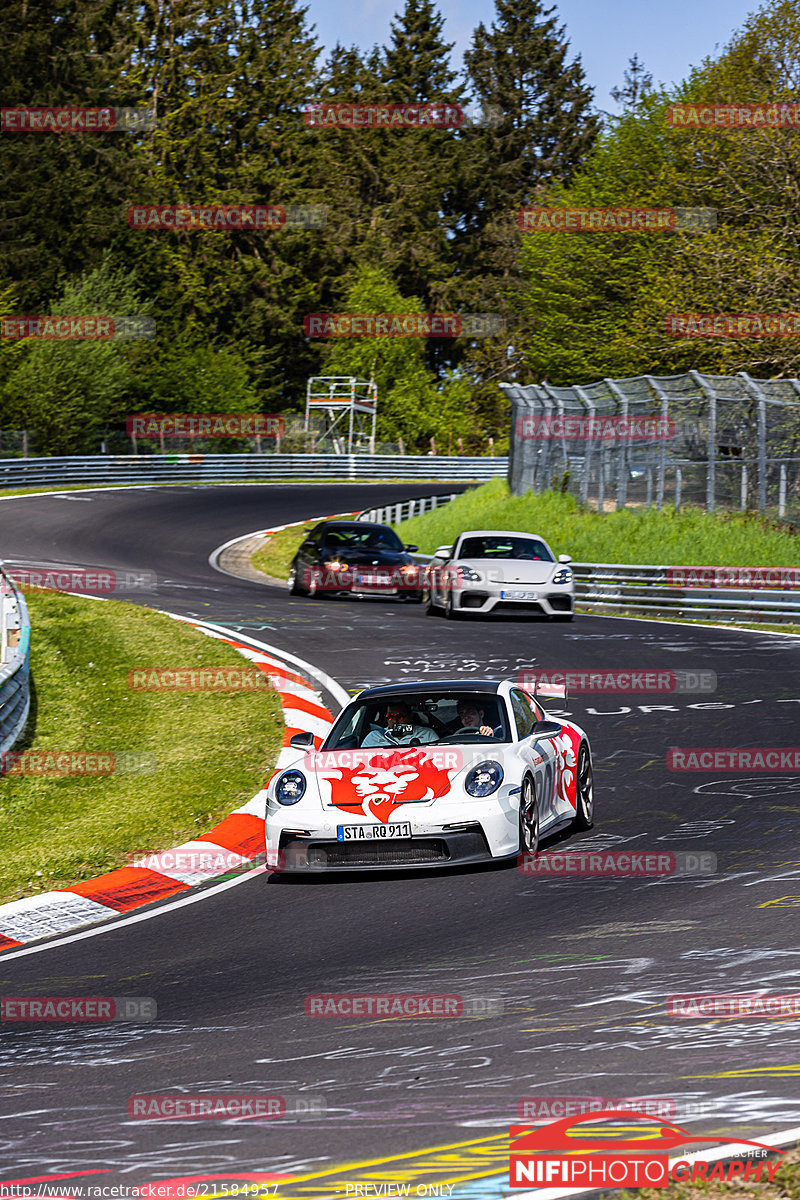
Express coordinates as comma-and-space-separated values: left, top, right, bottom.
0, 0, 143, 309
457, 0, 599, 421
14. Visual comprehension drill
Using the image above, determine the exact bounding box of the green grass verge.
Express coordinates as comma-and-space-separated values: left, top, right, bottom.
251, 519, 320, 581
0, 592, 283, 904
392, 478, 800, 565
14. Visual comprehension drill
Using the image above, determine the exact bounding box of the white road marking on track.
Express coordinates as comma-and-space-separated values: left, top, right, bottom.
0, 623, 347, 960
0, 866, 266, 962
168, 616, 351, 708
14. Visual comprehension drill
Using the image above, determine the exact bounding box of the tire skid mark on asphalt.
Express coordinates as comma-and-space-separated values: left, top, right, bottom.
0, 619, 336, 952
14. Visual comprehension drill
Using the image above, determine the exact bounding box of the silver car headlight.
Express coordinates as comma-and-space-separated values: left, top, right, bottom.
275, 769, 307, 805
552, 567, 572, 585
465, 760, 504, 797
458, 566, 482, 582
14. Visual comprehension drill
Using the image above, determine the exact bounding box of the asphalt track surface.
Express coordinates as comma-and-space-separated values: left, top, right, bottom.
1, 483, 799, 1195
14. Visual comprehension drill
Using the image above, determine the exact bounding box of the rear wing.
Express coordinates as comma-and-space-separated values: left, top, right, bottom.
534, 681, 568, 707
517, 672, 568, 707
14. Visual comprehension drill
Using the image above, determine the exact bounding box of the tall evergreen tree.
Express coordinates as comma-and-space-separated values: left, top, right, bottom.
127, 0, 324, 409
0, 0, 143, 309
457, 0, 599, 418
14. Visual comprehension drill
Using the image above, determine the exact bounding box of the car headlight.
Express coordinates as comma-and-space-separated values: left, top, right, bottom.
275, 769, 307, 805
458, 566, 482, 582
464, 760, 504, 797
552, 567, 572, 585
323, 559, 345, 571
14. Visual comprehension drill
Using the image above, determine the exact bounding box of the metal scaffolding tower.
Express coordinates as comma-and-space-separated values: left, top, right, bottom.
305, 376, 377, 454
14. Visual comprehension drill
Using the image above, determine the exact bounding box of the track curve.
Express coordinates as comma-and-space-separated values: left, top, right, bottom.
1, 484, 799, 1195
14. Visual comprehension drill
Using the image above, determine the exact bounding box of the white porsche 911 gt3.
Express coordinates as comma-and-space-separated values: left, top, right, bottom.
424, 529, 574, 620
265, 680, 593, 871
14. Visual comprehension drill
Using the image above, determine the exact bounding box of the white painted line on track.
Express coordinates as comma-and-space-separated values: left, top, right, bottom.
0, 866, 266, 963
0, 621, 347, 960
169, 615, 351, 708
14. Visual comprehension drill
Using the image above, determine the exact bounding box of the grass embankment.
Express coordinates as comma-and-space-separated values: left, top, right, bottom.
0, 592, 283, 903
251, 519, 319, 581
392, 479, 800, 565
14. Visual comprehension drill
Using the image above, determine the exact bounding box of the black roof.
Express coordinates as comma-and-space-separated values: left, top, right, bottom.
352, 680, 505, 701
314, 519, 394, 531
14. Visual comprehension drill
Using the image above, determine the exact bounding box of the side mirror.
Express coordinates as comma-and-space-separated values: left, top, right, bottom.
290, 731, 315, 749
530, 720, 562, 740
434, 545, 453, 560
405, 544, 419, 553
558, 554, 572, 564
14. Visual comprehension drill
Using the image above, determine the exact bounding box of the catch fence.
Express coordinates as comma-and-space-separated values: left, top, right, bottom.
502, 371, 800, 520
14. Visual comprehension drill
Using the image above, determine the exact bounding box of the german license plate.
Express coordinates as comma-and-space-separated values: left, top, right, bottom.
500, 589, 538, 600
355, 572, 393, 587
337, 822, 412, 841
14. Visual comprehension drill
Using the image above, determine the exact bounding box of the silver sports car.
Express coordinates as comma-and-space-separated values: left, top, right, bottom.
424, 529, 574, 620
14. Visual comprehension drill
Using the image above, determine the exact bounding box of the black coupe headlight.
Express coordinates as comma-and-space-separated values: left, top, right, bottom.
275, 769, 306, 805
552, 567, 573, 585
464, 760, 504, 797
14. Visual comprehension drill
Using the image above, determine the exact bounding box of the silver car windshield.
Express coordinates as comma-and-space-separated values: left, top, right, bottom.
458, 536, 553, 561
324, 693, 511, 749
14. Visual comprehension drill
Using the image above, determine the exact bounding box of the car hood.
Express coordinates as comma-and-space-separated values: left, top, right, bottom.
457, 556, 557, 584
326, 548, 412, 566
301, 745, 465, 819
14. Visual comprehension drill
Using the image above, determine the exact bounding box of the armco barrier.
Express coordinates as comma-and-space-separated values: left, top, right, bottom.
0, 454, 507, 489
0, 567, 31, 755
358, 492, 459, 525
359, 500, 798, 626
573, 562, 800, 624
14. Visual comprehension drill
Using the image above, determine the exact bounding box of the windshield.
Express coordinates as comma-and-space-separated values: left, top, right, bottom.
323, 526, 404, 553
458, 535, 553, 561
324, 692, 511, 748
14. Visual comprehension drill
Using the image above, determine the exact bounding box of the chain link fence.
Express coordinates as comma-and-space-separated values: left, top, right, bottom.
501, 372, 800, 521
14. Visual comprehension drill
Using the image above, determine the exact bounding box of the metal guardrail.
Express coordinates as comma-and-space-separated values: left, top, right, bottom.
572, 562, 800, 624
0, 454, 508, 489
0, 567, 31, 755
358, 492, 460, 525
360, 498, 797, 625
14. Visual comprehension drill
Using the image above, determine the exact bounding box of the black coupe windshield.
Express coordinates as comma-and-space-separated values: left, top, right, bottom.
324, 692, 511, 749
323, 526, 404, 553
458, 536, 553, 561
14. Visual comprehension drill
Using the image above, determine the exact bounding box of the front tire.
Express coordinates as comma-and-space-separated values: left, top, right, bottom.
424, 586, 440, 615
288, 564, 306, 595
519, 777, 540, 854
444, 589, 458, 620
573, 743, 594, 829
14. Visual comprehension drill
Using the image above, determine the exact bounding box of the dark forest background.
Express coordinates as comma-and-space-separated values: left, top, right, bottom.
0, 0, 796, 455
